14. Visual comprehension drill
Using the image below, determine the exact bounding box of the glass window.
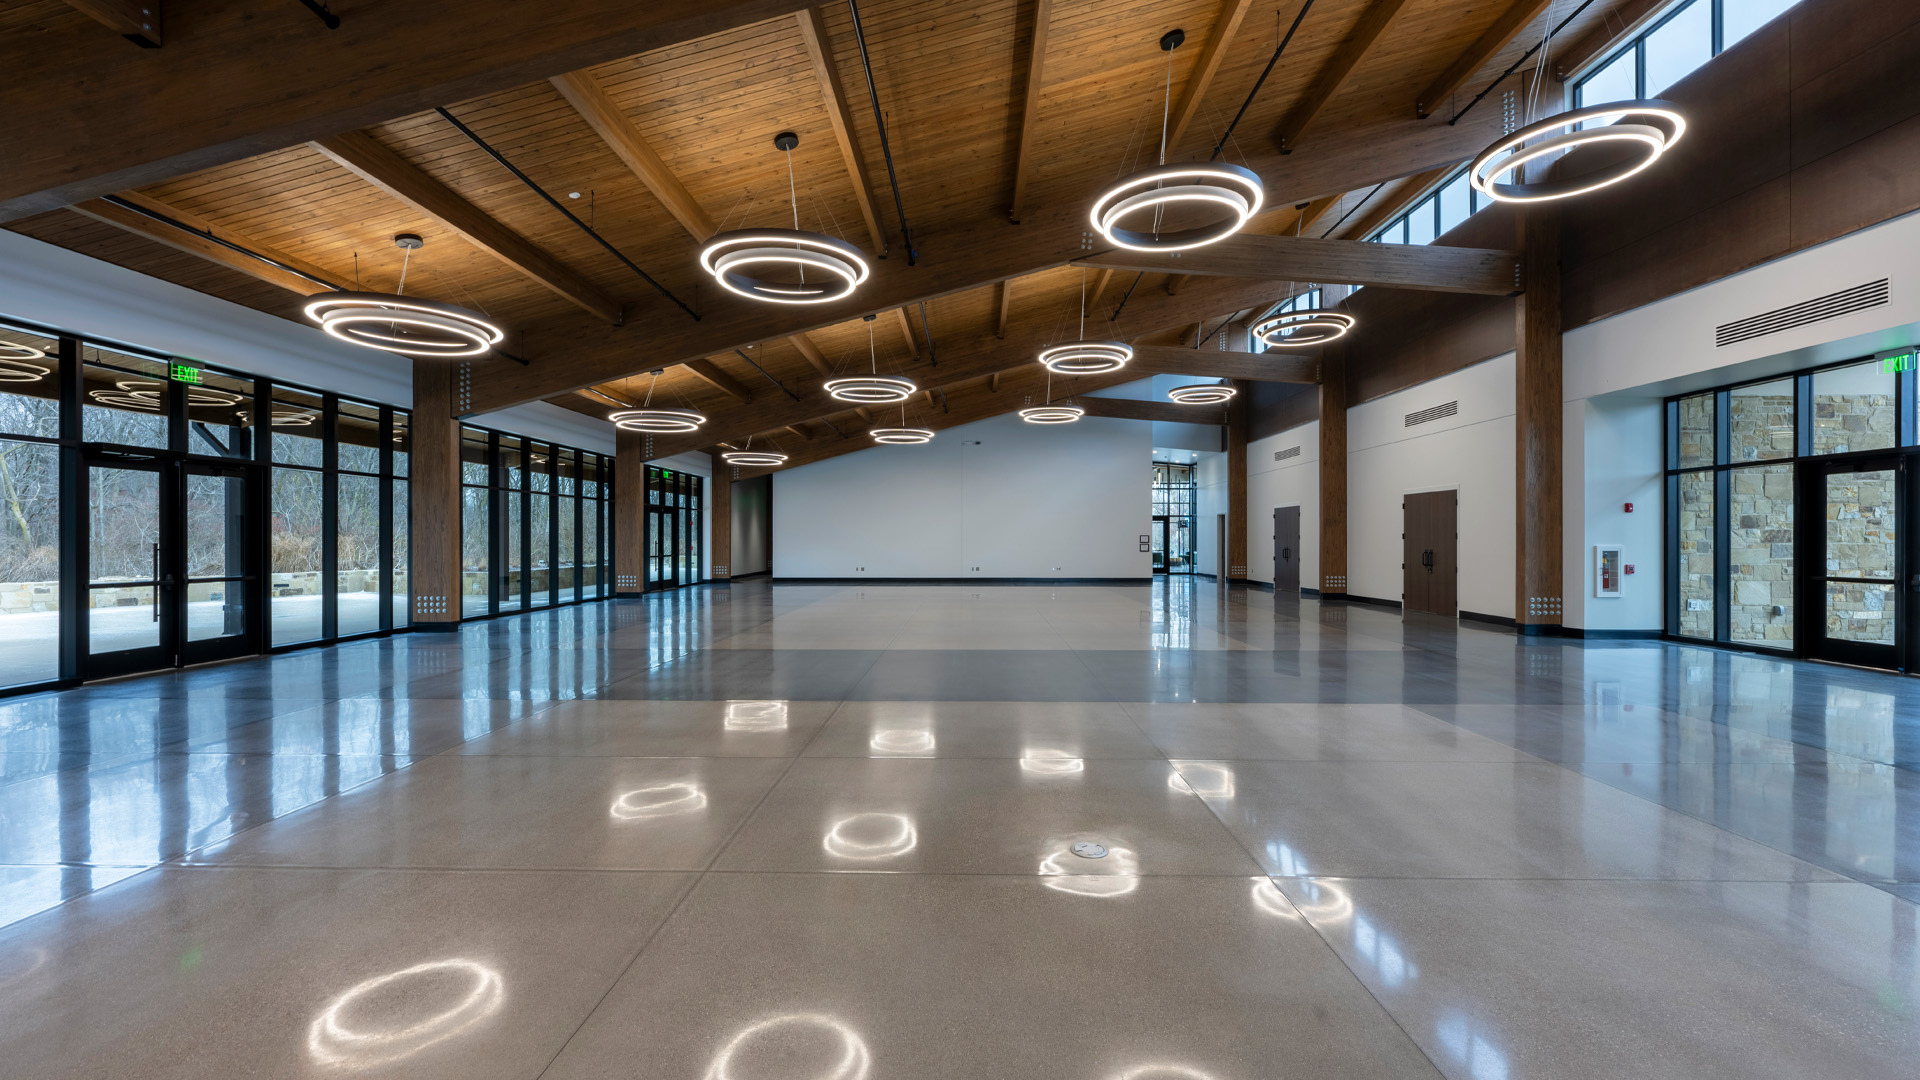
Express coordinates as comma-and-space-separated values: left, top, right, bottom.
0, 438, 60, 686
270, 386, 324, 467
1437, 174, 1471, 236
1676, 470, 1716, 639
0, 325, 61, 439
1724, 0, 1798, 48
1644, 0, 1712, 97
271, 467, 323, 645
337, 400, 382, 474
1376, 219, 1407, 244
461, 428, 490, 485
501, 484, 522, 613
83, 346, 171, 449
1405, 197, 1436, 246
1824, 469, 1898, 644
1577, 47, 1637, 111
1728, 464, 1792, 644
392, 479, 410, 629
392, 410, 410, 478
461, 483, 489, 619
1811, 360, 1896, 454
186, 370, 255, 459
337, 474, 380, 637
1728, 379, 1793, 461
1676, 393, 1716, 468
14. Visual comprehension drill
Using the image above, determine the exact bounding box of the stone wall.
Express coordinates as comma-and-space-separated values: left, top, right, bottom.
1825, 472, 1897, 643
1728, 464, 1793, 643
1676, 471, 1714, 638
1812, 393, 1896, 455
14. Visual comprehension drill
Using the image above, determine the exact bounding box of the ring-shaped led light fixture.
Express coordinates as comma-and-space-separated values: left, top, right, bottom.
1168, 384, 1236, 405
699, 229, 871, 306
0, 359, 49, 383
1470, 100, 1686, 204
304, 292, 504, 358
1020, 405, 1085, 425
1038, 341, 1132, 375
1089, 162, 1265, 252
824, 375, 916, 404
608, 408, 707, 434
721, 450, 788, 467
1254, 309, 1356, 348
870, 427, 934, 444
0, 342, 48, 362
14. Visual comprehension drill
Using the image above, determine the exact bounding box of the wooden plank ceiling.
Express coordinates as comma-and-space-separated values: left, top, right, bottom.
3, 0, 1642, 465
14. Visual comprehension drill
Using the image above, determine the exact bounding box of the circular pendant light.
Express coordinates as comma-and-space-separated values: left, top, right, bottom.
721, 449, 788, 467
0, 340, 49, 382
1087, 31, 1264, 253
606, 369, 707, 434
1020, 405, 1085, 425
0, 342, 46, 362
1168, 383, 1235, 405
701, 132, 872, 305
828, 314, 917, 403
1039, 341, 1132, 375
1470, 100, 1685, 204
1254, 309, 1355, 348
303, 236, 504, 358
871, 427, 934, 444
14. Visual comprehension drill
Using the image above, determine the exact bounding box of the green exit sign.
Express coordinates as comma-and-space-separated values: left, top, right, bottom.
168, 361, 202, 384
1877, 349, 1916, 374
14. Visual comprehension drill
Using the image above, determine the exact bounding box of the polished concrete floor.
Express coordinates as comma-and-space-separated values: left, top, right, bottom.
0, 579, 1916, 1079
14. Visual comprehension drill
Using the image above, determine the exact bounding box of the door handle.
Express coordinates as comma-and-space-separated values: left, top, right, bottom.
1422, 549, 1434, 572
152, 543, 161, 621
1282, 547, 1292, 560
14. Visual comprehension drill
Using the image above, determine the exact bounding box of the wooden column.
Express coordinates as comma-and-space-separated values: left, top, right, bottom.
614, 428, 646, 597
709, 452, 732, 582
1515, 206, 1563, 631
411, 360, 462, 629
1226, 379, 1249, 581
1318, 348, 1349, 599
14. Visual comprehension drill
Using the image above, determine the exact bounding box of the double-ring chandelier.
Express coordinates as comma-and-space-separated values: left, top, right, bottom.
871, 393, 935, 444
1089, 30, 1263, 253
0, 340, 48, 383
827, 315, 917, 404
1020, 366, 1084, 425
1254, 307, 1355, 348
609, 370, 707, 433
1040, 269, 1132, 375
304, 235, 505, 358
1168, 383, 1235, 405
700, 132, 872, 305
1470, 101, 1685, 203
721, 435, 787, 468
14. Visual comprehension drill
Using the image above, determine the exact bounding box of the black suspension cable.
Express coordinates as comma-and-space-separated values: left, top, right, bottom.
1110, 271, 1146, 323
916, 302, 938, 365
434, 106, 700, 322
846, 0, 916, 265
1446, 0, 1597, 126
1196, 316, 1229, 350
1209, 0, 1316, 161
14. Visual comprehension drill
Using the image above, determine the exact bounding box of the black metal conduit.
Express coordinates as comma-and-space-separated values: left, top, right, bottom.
434, 106, 700, 322
297, 0, 341, 29
733, 349, 801, 401
1110, 271, 1146, 323
846, 0, 916, 265
1196, 316, 1228, 350
1209, 0, 1316, 162
100, 195, 345, 292
1445, 0, 1597, 126
1318, 182, 1385, 238
916, 302, 938, 365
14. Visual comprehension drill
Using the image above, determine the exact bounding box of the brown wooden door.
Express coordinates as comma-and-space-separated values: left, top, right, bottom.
1403, 490, 1458, 616
1273, 506, 1300, 592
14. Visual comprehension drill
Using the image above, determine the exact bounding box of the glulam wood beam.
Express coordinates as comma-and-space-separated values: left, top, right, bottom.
788, 333, 833, 377
614, 428, 646, 597
1514, 207, 1561, 631
709, 451, 733, 580
1007, 0, 1054, 222
64, 0, 159, 45
71, 191, 340, 295
1167, 0, 1256, 152
1, 0, 813, 222
1077, 232, 1520, 295
551, 70, 716, 240
1272, 0, 1416, 154
683, 358, 754, 404
797, 6, 887, 253
995, 280, 1015, 338
1318, 349, 1348, 598
412, 360, 462, 627
891, 309, 919, 359
1130, 344, 1319, 384
1416, 0, 1553, 118
312, 131, 624, 324
1338, 165, 1454, 240
1079, 397, 1226, 424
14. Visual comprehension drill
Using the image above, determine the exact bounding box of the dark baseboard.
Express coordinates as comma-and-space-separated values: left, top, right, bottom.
1301, 586, 1320, 597
724, 570, 771, 581
1516, 622, 1562, 636
1561, 627, 1662, 639
1238, 579, 1276, 592
1316, 590, 1347, 601
1345, 593, 1403, 610
1459, 609, 1516, 628
767, 577, 1153, 586
412, 620, 461, 633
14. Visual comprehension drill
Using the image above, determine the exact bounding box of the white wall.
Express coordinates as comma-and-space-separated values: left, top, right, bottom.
731, 475, 772, 576
1563, 395, 1664, 631
1247, 422, 1318, 588
1347, 356, 1516, 617
773, 411, 1151, 579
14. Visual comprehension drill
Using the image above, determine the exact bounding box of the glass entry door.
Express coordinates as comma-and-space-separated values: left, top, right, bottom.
1810, 457, 1902, 668
84, 456, 258, 678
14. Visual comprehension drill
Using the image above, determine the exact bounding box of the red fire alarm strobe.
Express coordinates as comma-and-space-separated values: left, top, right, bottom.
1624, 565, 1636, 575
1624, 502, 1634, 512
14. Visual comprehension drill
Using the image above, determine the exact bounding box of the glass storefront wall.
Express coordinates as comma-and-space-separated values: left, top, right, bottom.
458, 425, 615, 617
1666, 353, 1917, 663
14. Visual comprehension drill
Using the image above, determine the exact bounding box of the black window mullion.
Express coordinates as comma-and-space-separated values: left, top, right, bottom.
320, 394, 338, 643
488, 431, 502, 616
57, 335, 83, 683
378, 406, 393, 632
1714, 467, 1732, 642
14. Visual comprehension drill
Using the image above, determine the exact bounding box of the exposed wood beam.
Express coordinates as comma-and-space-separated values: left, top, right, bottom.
1, 0, 814, 222
1086, 268, 1116, 312
1130, 344, 1319, 384
1167, 0, 1256, 152
64, 0, 159, 45
1318, 350, 1348, 597
1272, 0, 1416, 154
551, 70, 716, 241
1416, 0, 1553, 118
990, 372, 1002, 392
1007, 0, 1055, 222
311, 131, 624, 324
70, 191, 339, 295
1555, 0, 1669, 82
996, 280, 1015, 338
797, 6, 887, 253
467, 104, 1513, 415
787, 424, 814, 440
1515, 207, 1562, 628
683, 358, 754, 404
788, 332, 833, 377
1077, 232, 1520, 295
1339, 165, 1453, 240
891, 309, 919, 359
1165, 195, 1345, 296
1079, 397, 1227, 424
